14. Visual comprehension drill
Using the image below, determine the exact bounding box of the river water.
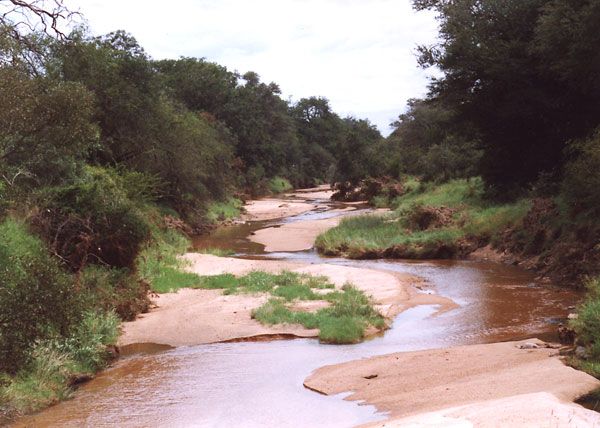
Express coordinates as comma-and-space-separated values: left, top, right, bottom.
16, 196, 581, 427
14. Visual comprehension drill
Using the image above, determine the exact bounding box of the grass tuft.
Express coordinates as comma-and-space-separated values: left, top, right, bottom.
316, 178, 530, 258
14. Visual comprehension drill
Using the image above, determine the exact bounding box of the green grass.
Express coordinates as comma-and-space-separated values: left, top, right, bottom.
195, 247, 236, 257
316, 178, 530, 258
570, 277, 600, 362
181, 269, 382, 344
268, 176, 293, 194
0, 311, 119, 416
195, 271, 334, 300
206, 197, 243, 223
251, 284, 384, 344
136, 227, 203, 293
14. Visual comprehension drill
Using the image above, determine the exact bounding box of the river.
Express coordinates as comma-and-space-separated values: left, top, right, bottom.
16, 191, 581, 427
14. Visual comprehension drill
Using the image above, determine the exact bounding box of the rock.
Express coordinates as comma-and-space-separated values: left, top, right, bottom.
575, 346, 589, 360
567, 313, 579, 320
363, 374, 378, 380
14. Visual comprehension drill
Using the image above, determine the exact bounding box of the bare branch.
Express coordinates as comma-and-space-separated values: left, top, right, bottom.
0, 0, 80, 41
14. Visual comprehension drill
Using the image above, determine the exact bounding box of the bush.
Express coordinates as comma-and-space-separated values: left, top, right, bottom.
268, 176, 293, 194
205, 198, 243, 223
0, 219, 78, 373
0, 311, 119, 414
562, 130, 600, 215
78, 266, 150, 321
571, 277, 600, 359
32, 167, 152, 271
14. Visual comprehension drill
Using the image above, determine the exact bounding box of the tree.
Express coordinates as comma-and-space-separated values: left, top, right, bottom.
0, 66, 97, 188
334, 118, 383, 184
0, 0, 80, 70
413, 0, 599, 195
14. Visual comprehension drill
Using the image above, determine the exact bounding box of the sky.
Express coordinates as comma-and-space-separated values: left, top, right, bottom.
66, 0, 440, 136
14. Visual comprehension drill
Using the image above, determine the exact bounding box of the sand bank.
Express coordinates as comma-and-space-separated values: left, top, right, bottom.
118, 254, 448, 347
304, 339, 600, 426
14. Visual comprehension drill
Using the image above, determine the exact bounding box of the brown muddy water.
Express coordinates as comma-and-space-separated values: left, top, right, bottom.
16, 199, 581, 428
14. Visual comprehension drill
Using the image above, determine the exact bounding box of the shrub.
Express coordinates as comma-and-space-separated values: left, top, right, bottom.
205, 198, 243, 223
571, 277, 600, 359
0, 219, 78, 373
32, 167, 152, 271
77, 266, 150, 321
0, 311, 119, 414
562, 130, 600, 215
268, 176, 293, 194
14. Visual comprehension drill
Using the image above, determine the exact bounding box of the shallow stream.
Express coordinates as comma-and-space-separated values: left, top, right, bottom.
17, 195, 581, 427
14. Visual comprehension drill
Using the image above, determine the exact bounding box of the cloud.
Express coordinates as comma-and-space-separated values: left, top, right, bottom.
68, 0, 439, 136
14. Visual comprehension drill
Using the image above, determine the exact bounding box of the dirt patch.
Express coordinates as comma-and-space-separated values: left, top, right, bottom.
304, 339, 600, 425
118, 288, 319, 347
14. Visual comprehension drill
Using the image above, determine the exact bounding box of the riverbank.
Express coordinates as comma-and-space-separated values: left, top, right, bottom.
305, 339, 600, 426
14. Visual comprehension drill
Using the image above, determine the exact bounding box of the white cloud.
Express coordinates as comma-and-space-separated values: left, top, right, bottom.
67, 0, 439, 136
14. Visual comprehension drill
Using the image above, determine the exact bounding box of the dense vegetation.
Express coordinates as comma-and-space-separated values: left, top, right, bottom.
0, 1, 388, 420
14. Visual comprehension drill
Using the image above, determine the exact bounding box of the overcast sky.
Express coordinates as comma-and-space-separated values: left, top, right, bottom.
66, 0, 439, 136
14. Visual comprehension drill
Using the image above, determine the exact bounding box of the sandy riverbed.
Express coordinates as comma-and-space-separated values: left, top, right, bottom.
117, 188, 600, 427
118, 253, 450, 347
304, 339, 600, 426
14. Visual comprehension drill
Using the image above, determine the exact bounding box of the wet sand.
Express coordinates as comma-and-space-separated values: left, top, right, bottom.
305, 339, 600, 426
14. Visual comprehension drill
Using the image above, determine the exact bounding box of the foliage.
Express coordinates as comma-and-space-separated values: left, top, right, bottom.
412, 0, 600, 195
205, 198, 243, 223
387, 99, 481, 182
136, 226, 200, 293
0, 311, 118, 415
316, 178, 529, 258
0, 219, 78, 374
0, 66, 97, 188
77, 266, 150, 321
32, 166, 151, 271
571, 277, 600, 360
268, 177, 293, 194
562, 129, 600, 215
333, 117, 384, 185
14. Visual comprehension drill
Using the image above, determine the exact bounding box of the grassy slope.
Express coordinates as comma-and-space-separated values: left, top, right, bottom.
316, 178, 530, 259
